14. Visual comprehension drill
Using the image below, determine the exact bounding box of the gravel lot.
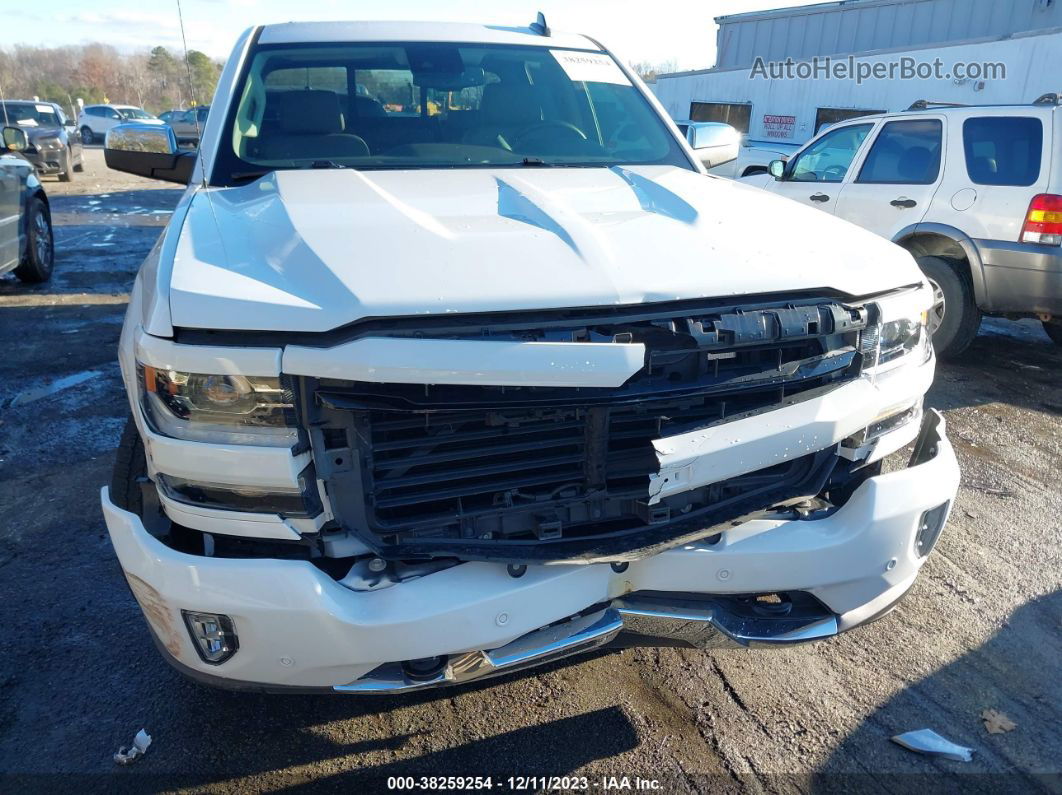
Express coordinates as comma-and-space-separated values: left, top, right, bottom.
1, 149, 1059, 792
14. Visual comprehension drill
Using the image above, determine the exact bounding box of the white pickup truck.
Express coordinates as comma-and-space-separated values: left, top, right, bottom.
100, 18, 958, 693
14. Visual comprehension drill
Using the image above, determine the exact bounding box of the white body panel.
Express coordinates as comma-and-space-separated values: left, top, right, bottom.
283, 337, 647, 388
649, 359, 934, 504
166, 166, 923, 333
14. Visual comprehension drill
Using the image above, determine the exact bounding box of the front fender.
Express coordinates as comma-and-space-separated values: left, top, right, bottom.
893, 222, 987, 307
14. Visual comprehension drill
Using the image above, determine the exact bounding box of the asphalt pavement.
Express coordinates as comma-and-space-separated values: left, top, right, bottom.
0, 148, 1059, 792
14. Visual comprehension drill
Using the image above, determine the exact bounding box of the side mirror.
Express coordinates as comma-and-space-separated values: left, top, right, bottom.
104, 123, 195, 184
686, 122, 740, 169
2, 126, 28, 152
768, 159, 786, 179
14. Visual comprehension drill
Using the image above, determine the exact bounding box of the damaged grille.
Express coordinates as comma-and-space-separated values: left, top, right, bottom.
300, 297, 869, 562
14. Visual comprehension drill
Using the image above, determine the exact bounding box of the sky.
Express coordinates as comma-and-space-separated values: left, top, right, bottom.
5, 0, 836, 71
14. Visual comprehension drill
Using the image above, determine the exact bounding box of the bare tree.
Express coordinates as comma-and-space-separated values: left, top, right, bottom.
0, 42, 225, 113
628, 59, 680, 83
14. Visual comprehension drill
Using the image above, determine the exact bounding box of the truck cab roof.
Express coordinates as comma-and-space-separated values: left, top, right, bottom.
257, 20, 598, 51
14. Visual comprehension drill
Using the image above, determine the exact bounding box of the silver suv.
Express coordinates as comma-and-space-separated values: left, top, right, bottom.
743, 96, 1062, 355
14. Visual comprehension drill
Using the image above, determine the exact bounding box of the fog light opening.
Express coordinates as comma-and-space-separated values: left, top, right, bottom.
401, 655, 449, 681
915, 502, 950, 559
843, 399, 923, 449
182, 610, 239, 665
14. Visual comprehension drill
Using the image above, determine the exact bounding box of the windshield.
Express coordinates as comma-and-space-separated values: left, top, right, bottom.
216, 42, 691, 183
0, 102, 61, 128
118, 107, 154, 120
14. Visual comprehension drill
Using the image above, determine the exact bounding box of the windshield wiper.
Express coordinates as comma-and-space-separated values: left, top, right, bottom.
230, 170, 273, 182
520, 157, 556, 167
229, 161, 348, 181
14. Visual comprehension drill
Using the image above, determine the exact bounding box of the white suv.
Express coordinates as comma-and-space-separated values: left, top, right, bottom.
78, 104, 162, 145
743, 99, 1062, 356
97, 19, 958, 693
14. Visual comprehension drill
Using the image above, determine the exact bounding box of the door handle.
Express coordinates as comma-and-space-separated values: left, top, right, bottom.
890, 198, 917, 208
810, 193, 830, 203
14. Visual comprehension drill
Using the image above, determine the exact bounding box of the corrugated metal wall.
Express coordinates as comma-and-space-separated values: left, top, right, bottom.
717, 0, 1062, 69
653, 29, 1062, 146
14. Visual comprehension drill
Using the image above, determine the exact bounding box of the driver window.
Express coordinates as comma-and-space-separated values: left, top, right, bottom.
789, 123, 873, 183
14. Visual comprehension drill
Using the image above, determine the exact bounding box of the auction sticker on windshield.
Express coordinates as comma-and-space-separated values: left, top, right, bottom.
551, 50, 631, 85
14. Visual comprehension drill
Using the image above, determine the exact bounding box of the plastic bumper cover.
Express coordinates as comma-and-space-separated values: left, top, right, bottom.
101, 410, 958, 691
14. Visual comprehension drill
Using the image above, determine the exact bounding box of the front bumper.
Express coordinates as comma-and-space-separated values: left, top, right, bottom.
23, 149, 64, 175
102, 410, 958, 693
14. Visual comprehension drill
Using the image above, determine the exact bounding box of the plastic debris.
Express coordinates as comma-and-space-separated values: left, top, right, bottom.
981, 709, 1017, 734
891, 729, 973, 762
113, 729, 152, 765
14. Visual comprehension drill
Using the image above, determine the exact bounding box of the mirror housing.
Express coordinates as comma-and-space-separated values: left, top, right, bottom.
104, 123, 195, 184
768, 159, 786, 179
685, 122, 740, 169
2, 126, 29, 152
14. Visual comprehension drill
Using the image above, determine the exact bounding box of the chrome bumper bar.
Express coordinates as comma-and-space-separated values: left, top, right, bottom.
333, 595, 839, 694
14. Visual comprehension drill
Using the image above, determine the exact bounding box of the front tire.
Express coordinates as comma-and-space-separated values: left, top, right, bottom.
915, 255, 981, 359
1043, 319, 1062, 346
13, 197, 54, 283
80, 126, 93, 145
58, 150, 73, 182
111, 416, 148, 515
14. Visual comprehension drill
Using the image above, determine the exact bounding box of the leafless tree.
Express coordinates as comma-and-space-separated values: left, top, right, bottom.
628, 59, 680, 83
0, 42, 224, 113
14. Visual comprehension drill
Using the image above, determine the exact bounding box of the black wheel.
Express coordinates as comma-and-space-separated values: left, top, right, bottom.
13, 197, 54, 283
73, 160, 85, 173
80, 126, 93, 145
111, 416, 148, 515
915, 255, 981, 359
58, 150, 73, 182
1043, 319, 1062, 346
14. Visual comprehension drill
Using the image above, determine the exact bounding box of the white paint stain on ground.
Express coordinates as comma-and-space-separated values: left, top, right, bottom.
9, 370, 104, 407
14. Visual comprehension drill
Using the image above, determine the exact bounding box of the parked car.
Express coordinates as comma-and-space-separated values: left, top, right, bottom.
0, 100, 84, 182
163, 106, 210, 146
674, 121, 797, 179
78, 104, 162, 145
742, 99, 1062, 354
100, 18, 957, 694
0, 126, 54, 282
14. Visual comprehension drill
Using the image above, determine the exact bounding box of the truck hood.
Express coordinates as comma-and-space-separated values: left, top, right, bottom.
168, 165, 921, 332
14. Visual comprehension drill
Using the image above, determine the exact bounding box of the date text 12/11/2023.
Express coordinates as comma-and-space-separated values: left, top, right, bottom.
386, 776, 664, 791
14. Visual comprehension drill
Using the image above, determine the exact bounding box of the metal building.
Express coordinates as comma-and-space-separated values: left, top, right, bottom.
653, 0, 1062, 151
715, 0, 1062, 69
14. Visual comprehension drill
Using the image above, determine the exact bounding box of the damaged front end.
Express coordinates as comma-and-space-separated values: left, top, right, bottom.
296, 294, 879, 563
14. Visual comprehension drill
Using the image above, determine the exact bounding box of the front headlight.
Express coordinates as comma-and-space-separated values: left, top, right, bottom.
37, 136, 62, 150
137, 363, 297, 447
864, 288, 932, 372
877, 313, 928, 365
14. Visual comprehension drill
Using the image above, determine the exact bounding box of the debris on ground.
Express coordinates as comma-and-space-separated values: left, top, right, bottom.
891, 729, 974, 762
113, 729, 152, 765
961, 481, 1016, 498
981, 709, 1017, 735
